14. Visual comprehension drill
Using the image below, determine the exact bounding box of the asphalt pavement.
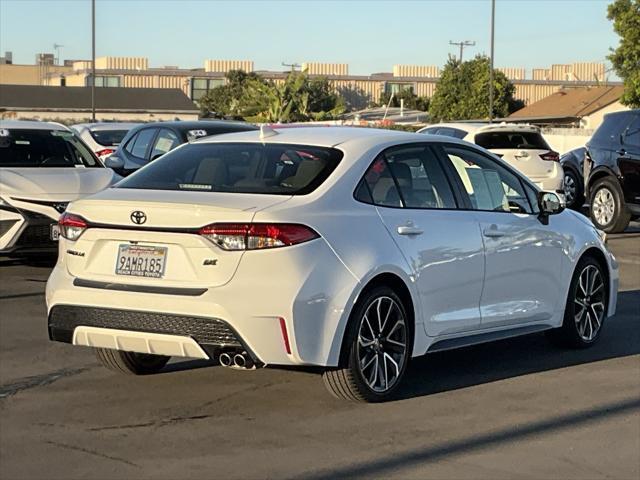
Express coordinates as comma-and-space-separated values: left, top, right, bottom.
0, 224, 638, 479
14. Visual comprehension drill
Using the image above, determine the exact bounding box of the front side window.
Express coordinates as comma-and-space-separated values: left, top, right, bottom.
126, 129, 157, 159
359, 144, 457, 209
149, 129, 180, 160
0, 129, 99, 168
117, 143, 342, 195
443, 146, 532, 214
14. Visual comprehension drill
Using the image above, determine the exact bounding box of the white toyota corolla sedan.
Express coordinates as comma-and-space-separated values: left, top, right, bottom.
46, 126, 618, 402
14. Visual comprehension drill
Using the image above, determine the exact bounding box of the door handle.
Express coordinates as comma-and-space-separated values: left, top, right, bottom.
397, 225, 424, 236
483, 227, 505, 238
616, 148, 627, 156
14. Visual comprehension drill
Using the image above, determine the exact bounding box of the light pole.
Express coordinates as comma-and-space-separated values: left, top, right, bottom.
91, 0, 96, 121
488, 0, 495, 123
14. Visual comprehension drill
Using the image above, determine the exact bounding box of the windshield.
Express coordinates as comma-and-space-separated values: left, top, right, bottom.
474, 131, 550, 150
89, 129, 129, 147
0, 129, 101, 168
118, 142, 342, 195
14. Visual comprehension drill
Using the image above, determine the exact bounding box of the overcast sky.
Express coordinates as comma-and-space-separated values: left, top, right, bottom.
0, 0, 620, 77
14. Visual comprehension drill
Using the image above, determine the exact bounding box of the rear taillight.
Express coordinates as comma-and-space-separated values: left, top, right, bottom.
59, 212, 88, 241
199, 223, 319, 250
95, 148, 115, 158
540, 151, 560, 162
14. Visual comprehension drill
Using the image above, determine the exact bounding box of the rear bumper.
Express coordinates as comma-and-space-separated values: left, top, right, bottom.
46, 238, 360, 367
48, 304, 261, 363
529, 163, 564, 192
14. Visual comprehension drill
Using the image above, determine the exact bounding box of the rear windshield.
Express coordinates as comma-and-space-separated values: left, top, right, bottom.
117, 143, 343, 195
90, 129, 129, 147
474, 131, 550, 150
0, 129, 101, 168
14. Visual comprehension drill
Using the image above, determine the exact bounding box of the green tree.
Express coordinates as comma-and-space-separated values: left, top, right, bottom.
244, 71, 345, 123
429, 55, 519, 121
607, 0, 640, 107
199, 70, 266, 118
378, 89, 430, 111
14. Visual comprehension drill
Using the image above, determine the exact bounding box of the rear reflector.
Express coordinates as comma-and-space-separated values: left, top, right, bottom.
199, 223, 319, 250
59, 212, 88, 241
279, 317, 292, 355
540, 151, 560, 162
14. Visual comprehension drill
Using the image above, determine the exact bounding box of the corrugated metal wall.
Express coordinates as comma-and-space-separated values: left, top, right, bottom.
392, 65, 439, 78
301, 63, 349, 76
95, 57, 149, 70
204, 60, 254, 73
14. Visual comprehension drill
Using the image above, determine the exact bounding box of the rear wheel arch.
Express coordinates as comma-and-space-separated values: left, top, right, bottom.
587, 167, 617, 195
338, 272, 416, 365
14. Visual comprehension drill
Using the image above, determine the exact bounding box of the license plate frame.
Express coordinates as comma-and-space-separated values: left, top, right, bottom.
50, 224, 60, 241
115, 244, 167, 279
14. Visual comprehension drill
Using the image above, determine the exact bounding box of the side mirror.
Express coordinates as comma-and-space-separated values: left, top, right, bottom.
104, 155, 125, 170
538, 191, 564, 216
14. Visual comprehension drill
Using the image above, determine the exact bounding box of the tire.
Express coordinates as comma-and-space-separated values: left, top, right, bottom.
546, 256, 608, 349
95, 348, 170, 375
589, 177, 631, 233
322, 286, 412, 402
563, 168, 583, 210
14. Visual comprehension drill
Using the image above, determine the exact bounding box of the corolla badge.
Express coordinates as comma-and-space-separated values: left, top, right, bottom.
130, 211, 147, 225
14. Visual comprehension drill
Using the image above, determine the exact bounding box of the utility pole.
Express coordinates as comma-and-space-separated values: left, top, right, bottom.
91, 0, 96, 121
281, 62, 300, 72
449, 40, 475, 62
488, 0, 496, 123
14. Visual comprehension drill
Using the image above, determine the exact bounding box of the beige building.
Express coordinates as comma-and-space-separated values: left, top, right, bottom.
0, 56, 615, 109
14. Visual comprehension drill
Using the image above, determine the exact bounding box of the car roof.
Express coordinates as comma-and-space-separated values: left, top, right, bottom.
72, 122, 141, 131
196, 125, 439, 148
426, 122, 540, 134
133, 120, 258, 132
0, 120, 69, 131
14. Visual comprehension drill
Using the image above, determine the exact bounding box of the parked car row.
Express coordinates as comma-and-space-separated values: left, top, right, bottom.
0, 119, 257, 256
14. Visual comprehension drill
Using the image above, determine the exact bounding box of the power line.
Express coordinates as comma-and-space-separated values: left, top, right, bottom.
449, 40, 476, 62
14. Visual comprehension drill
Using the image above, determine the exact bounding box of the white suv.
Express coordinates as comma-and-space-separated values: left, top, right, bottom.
419, 123, 563, 194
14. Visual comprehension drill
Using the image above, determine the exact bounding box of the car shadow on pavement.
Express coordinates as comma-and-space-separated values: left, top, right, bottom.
397, 289, 640, 401
298, 395, 640, 480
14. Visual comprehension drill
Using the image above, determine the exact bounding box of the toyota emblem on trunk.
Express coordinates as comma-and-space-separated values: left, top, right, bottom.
130, 211, 147, 225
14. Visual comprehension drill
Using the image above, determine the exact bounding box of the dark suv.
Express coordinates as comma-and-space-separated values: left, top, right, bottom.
105, 120, 257, 176
584, 110, 640, 233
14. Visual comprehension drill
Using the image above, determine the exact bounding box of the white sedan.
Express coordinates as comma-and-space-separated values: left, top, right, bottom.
0, 121, 120, 256
46, 126, 618, 402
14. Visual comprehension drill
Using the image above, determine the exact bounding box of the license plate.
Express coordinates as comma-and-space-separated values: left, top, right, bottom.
50, 224, 60, 241
115, 244, 167, 278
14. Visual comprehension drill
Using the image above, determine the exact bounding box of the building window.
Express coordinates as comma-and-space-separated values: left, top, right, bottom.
86, 75, 121, 87
385, 82, 414, 95
191, 78, 224, 101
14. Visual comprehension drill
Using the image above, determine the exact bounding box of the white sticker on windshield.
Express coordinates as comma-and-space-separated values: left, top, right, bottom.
0, 129, 10, 137
179, 183, 212, 190
15, 140, 30, 145
187, 130, 207, 139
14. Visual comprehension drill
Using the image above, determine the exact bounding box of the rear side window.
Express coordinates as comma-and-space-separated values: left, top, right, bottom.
89, 129, 129, 147
0, 129, 99, 168
359, 144, 457, 209
420, 127, 467, 139
117, 143, 342, 195
592, 113, 635, 145
623, 114, 640, 148
475, 131, 549, 150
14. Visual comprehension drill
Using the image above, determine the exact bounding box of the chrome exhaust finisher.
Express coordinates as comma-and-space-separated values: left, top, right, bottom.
219, 352, 232, 367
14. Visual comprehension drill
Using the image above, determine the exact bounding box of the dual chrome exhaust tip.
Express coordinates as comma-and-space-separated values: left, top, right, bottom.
219, 351, 254, 370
